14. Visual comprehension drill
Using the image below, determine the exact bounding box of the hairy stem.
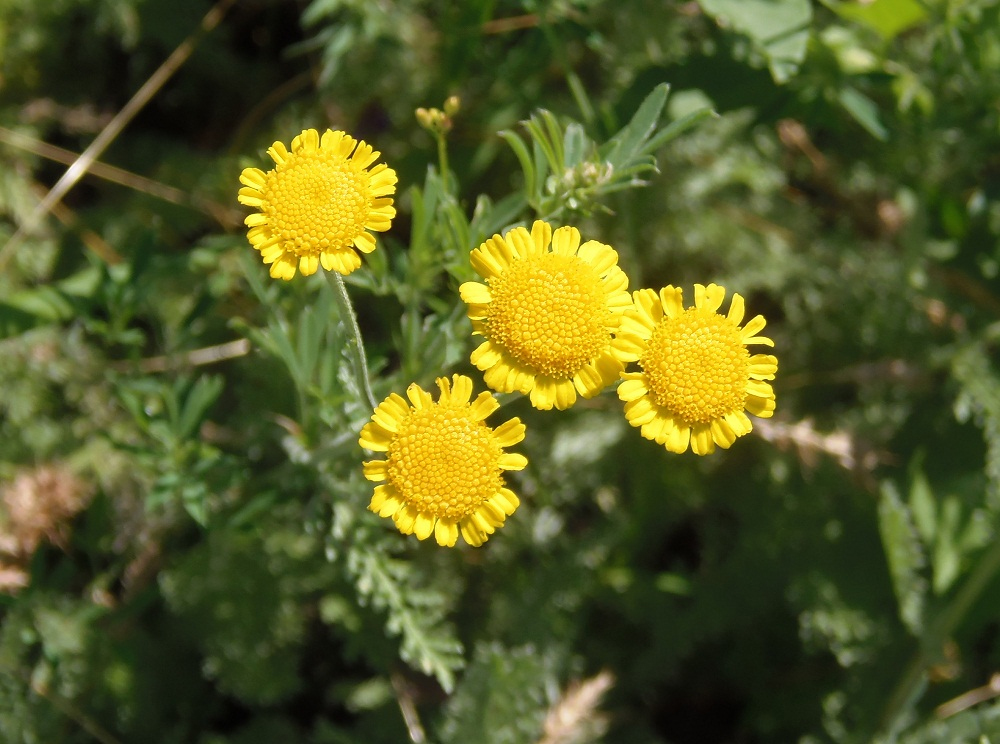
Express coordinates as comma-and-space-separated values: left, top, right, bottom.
326, 271, 378, 410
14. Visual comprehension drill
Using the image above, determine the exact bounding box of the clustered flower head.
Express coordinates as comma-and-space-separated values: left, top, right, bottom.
460, 220, 631, 410
359, 375, 526, 547
239, 128, 397, 280
240, 127, 778, 548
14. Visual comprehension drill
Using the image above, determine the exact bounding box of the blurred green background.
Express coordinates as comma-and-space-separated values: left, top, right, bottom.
3, 0, 1000, 742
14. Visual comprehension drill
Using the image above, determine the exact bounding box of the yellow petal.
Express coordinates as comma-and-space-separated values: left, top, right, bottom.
529, 377, 559, 410
299, 253, 320, 276
469, 391, 500, 421
727, 293, 745, 326
748, 354, 778, 379
710, 418, 737, 449
320, 129, 344, 150
659, 285, 684, 318
746, 395, 776, 418
460, 281, 492, 305
394, 504, 418, 534
362, 460, 388, 482
477, 502, 505, 528
573, 365, 607, 398
746, 380, 774, 399
611, 333, 647, 360
435, 375, 454, 402
376, 492, 403, 519
435, 519, 458, 547
471, 511, 497, 535
237, 189, 263, 207
406, 383, 433, 409
507, 365, 534, 395
636, 288, 665, 324
371, 405, 401, 434
577, 240, 618, 274
413, 513, 435, 541
696, 283, 726, 313
266, 140, 289, 165
492, 418, 526, 447
554, 379, 577, 410
665, 421, 691, 453
368, 484, 393, 512
471, 341, 503, 370
690, 424, 715, 455
460, 519, 486, 547
507, 226, 535, 259
351, 140, 378, 168
239, 167, 266, 188
269, 254, 297, 280
353, 231, 377, 254
740, 315, 768, 340
619, 314, 656, 338
449, 374, 474, 405
642, 414, 671, 444
624, 397, 657, 426
725, 410, 753, 437
604, 277, 632, 307
492, 487, 520, 515
382, 393, 411, 420
484, 363, 514, 393
551, 225, 581, 255
529, 220, 552, 254
617, 377, 648, 402
260, 243, 284, 263
499, 453, 528, 471
359, 422, 392, 451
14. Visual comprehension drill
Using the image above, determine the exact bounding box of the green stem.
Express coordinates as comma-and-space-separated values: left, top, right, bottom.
879, 536, 1000, 740
436, 131, 451, 192
325, 270, 378, 411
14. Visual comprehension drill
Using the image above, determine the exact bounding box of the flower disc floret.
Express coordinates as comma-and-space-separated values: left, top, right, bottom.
359, 375, 527, 547
459, 220, 632, 411
238, 128, 397, 280
613, 283, 778, 455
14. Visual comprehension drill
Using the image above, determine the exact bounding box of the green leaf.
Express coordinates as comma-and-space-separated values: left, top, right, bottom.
642, 105, 719, 155
525, 111, 563, 177
347, 546, 464, 693
838, 86, 890, 141
908, 467, 937, 546
878, 481, 927, 635
176, 375, 224, 441
933, 495, 963, 596
437, 643, 552, 744
698, 0, 812, 82
600, 82, 670, 168
825, 0, 928, 42
499, 129, 536, 201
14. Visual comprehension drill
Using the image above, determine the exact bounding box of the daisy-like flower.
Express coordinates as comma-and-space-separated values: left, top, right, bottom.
238, 128, 397, 280
359, 375, 527, 547
614, 283, 777, 455
459, 220, 632, 410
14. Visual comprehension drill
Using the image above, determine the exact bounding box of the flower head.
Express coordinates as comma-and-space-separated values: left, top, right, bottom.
614, 284, 777, 455
238, 128, 397, 280
459, 220, 632, 410
359, 375, 527, 547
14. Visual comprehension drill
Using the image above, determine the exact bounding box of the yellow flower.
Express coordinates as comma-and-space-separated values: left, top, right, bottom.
614, 283, 777, 455
459, 220, 632, 410
359, 375, 527, 547
238, 128, 397, 280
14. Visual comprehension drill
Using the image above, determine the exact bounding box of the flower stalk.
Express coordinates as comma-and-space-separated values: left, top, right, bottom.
326, 270, 378, 411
